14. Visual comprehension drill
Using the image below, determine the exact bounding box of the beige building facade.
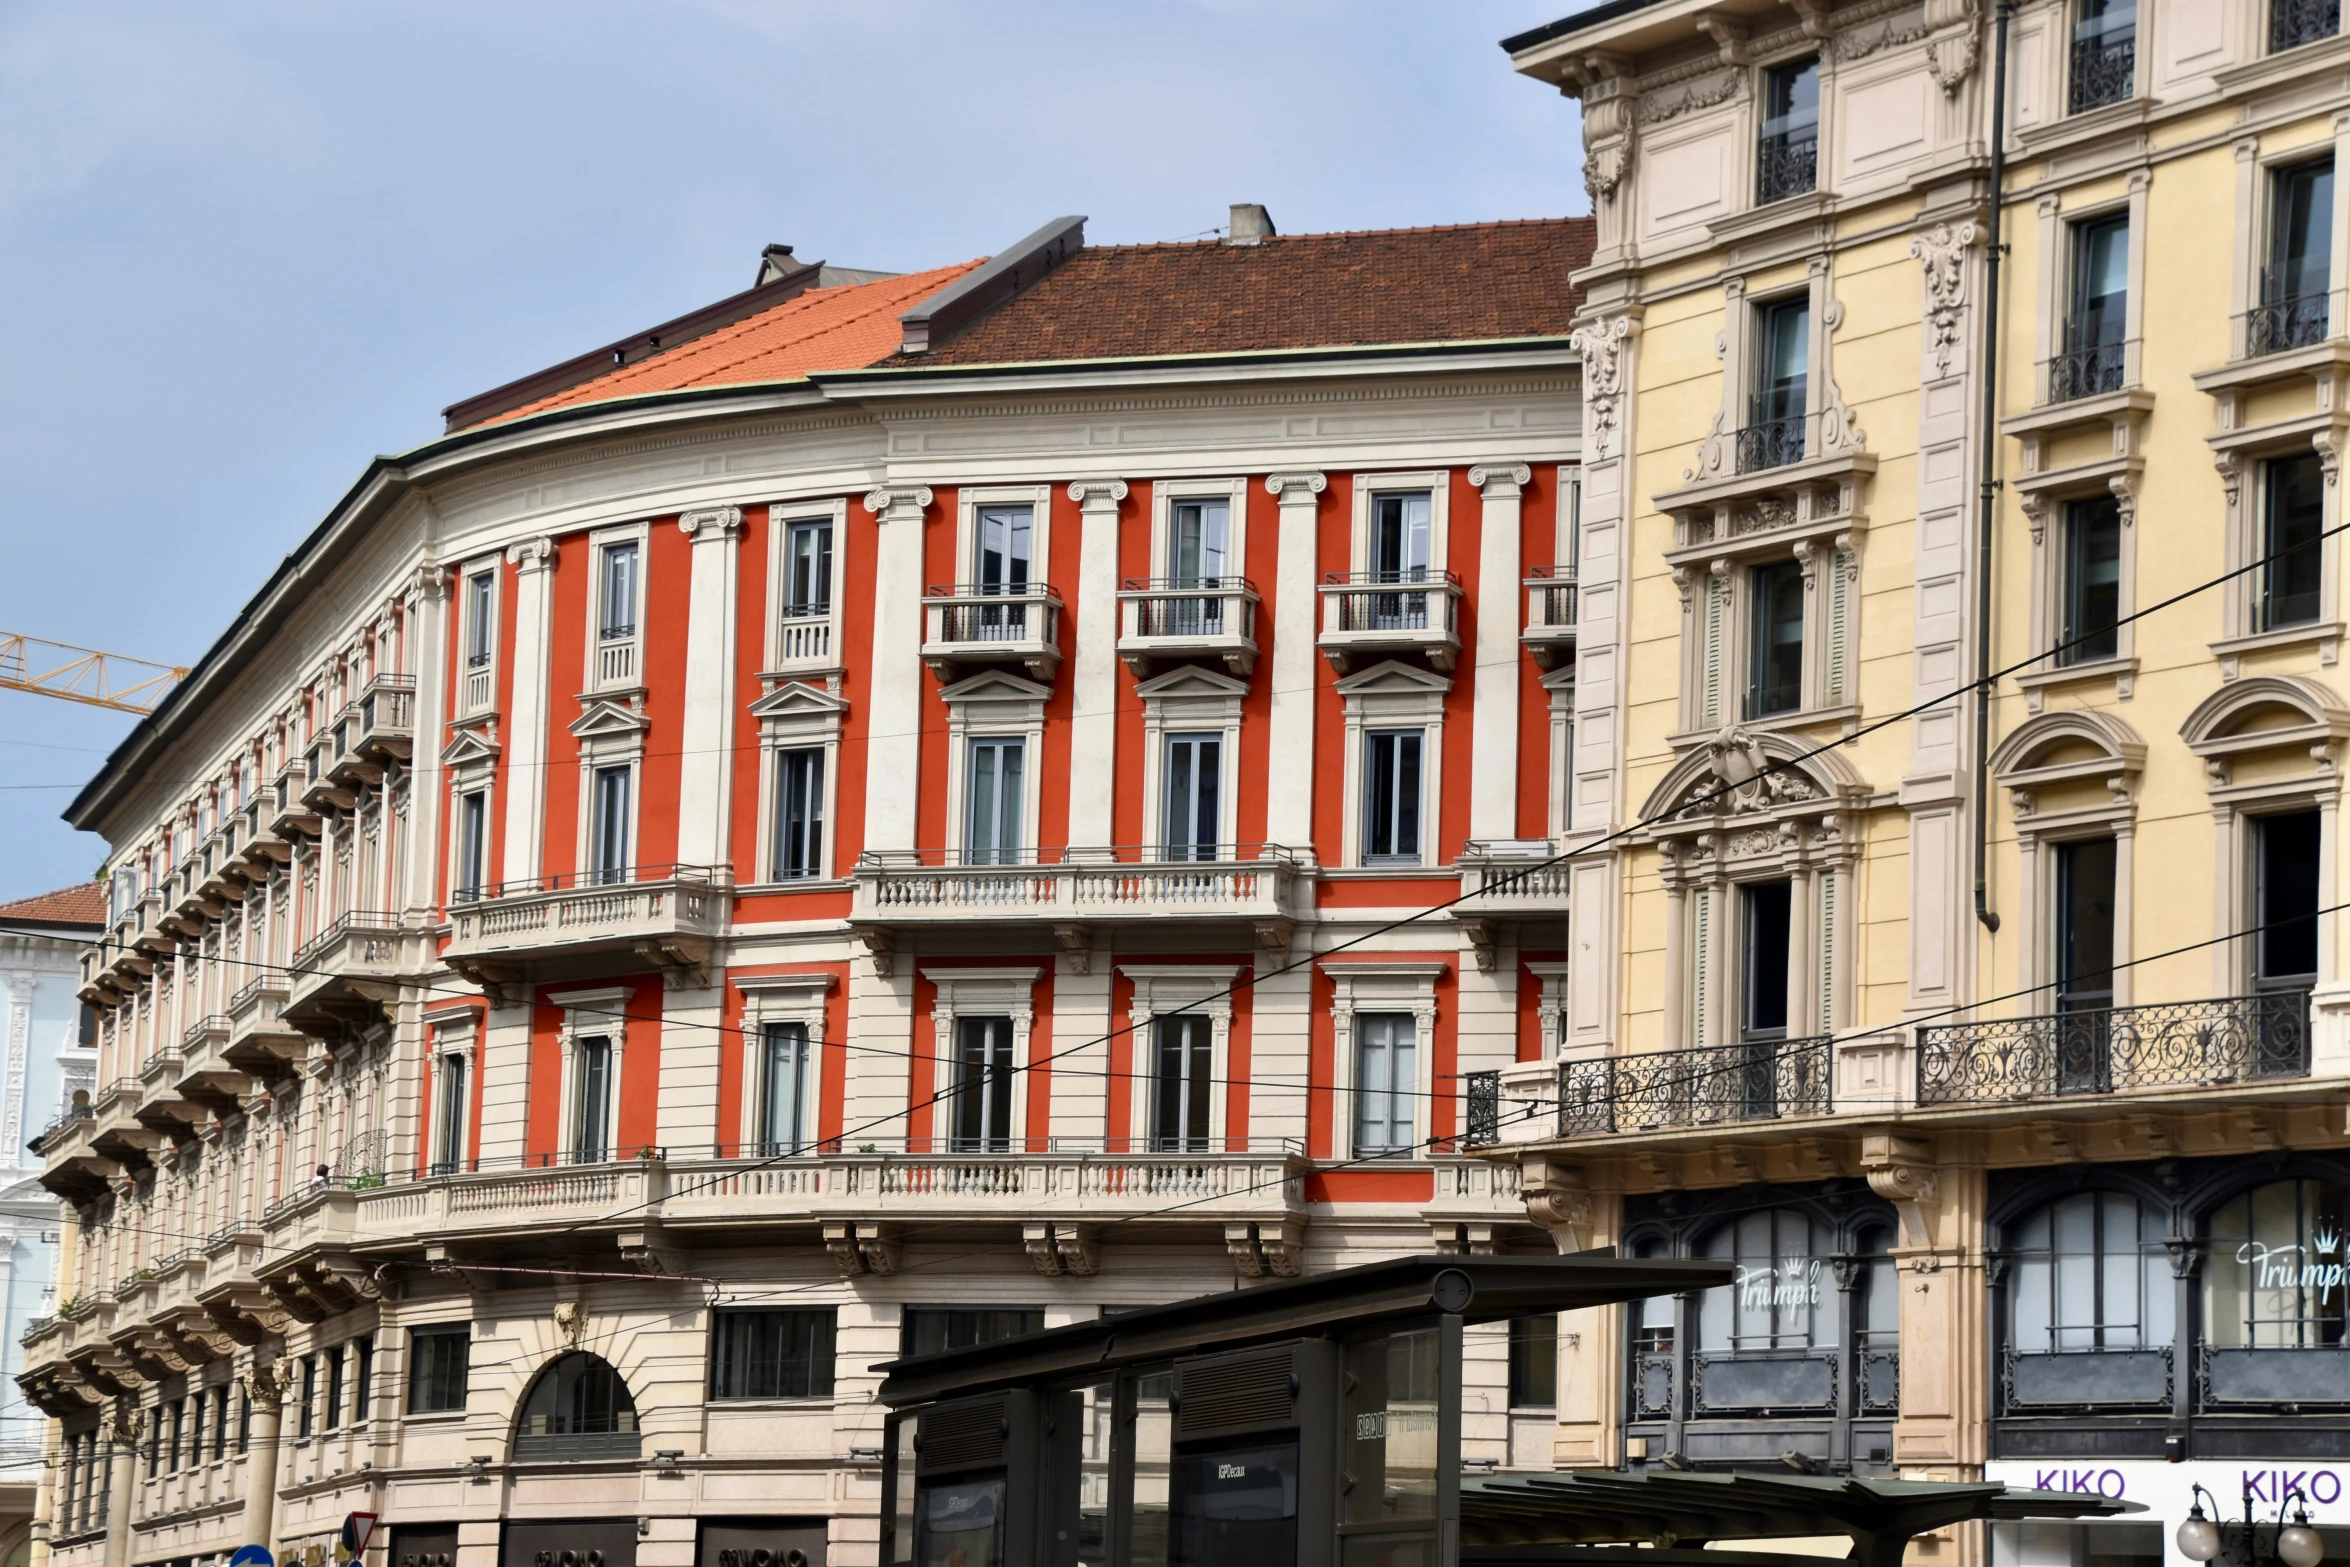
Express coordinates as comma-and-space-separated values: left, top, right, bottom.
1479, 3, 2350, 1565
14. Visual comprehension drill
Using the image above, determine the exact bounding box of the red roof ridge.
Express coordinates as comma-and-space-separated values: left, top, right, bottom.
0, 881, 106, 928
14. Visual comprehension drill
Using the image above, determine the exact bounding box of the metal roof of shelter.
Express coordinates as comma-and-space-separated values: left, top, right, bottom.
1460, 1470, 2140, 1567
872, 1253, 1733, 1406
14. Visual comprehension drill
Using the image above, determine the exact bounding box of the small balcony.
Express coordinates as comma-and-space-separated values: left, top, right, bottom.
774, 606, 835, 667
2068, 20, 2134, 114
175, 1015, 250, 1112
351, 674, 416, 762
1468, 1035, 1834, 1144
1316, 571, 1464, 672
1754, 125, 1817, 206
2272, 0, 2340, 51
1916, 992, 2309, 1107
225, 970, 305, 1073
33, 1103, 111, 1202
2048, 339, 2129, 404
1735, 399, 1806, 474
268, 759, 320, 839
305, 734, 361, 808
443, 863, 729, 989
1115, 578, 1261, 677
1520, 566, 1578, 670
919, 585, 1064, 681
1455, 843, 1571, 921
89, 1081, 162, 1167
851, 845, 1309, 961
284, 911, 410, 1034
461, 656, 495, 716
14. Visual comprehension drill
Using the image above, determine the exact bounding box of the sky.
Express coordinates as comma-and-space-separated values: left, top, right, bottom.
0, 0, 1586, 897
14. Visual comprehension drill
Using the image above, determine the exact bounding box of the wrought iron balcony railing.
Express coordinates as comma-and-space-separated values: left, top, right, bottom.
1915, 991, 2310, 1105
1736, 407, 1806, 473
1552, 1035, 1833, 1138
2048, 339, 2128, 403
2272, 0, 2340, 52
2246, 289, 2331, 358
2069, 33, 2135, 113
1756, 129, 1818, 205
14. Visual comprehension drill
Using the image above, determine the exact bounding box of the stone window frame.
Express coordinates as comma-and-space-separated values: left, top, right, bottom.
1684, 260, 1867, 491
921, 965, 1044, 1153
1987, 709, 2147, 1009
1665, 500, 1866, 740
2221, 122, 2350, 358
746, 681, 848, 887
441, 728, 500, 901
955, 483, 1055, 586
735, 971, 837, 1156
2207, 420, 2345, 673
1322, 959, 1446, 1160
764, 496, 850, 676
1148, 475, 1251, 580
455, 555, 503, 719
1543, 667, 1576, 837
1526, 960, 1572, 1061
566, 699, 650, 879
581, 519, 651, 698
1334, 660, 1452, 871
938, 670, 1051, 864
425, 1009, 477, 1173
2011, 448, 2147, 713
1347, 470, 1451, 577
1133, 666, 1247, 859
2029, 175, 2152, 406
1118, 964, 1243, 1152
546, 985, 632, 1162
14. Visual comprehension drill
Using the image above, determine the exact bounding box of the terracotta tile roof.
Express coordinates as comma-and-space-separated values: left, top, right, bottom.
0, 882, 105, 929
472, 260, 987, 427
896, 218, 1595, 367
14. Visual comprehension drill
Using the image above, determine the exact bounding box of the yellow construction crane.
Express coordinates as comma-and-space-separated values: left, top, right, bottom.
0, 632, 185, 715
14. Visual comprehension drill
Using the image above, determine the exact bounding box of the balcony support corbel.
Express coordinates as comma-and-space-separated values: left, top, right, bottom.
618, 1221, 689, 1277
444, 955, 525, 1009
824, 1221, 901, 1276
1521, 1157, 1595, 1253
1024, 1222, 1098, 1277
1051, 924, 1092, 975
1223, 1219, 1305, 1278
852, 928, 896, 978
1457, 918, 1500, 973
637, 935, 712, 991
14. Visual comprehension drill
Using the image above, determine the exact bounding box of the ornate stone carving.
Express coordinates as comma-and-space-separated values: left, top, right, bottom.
1926, 0, 1983, 93
1570, 315, 1635, 461
1908, 221, 1981, 380
1638, 67, 1745, 125
553, 1300, 585, 1348
1521, 1156, 1595, 1252
861, 486, 934, 522
1862, 1132, 1941, 1250
678, 506, 744, 543
1834, 9, 1932, 63
1224, 1219, 1305, 1278
1024, 1222, 1099, 1277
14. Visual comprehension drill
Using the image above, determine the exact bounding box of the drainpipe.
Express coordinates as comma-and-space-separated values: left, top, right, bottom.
1974, 0, 2015, 935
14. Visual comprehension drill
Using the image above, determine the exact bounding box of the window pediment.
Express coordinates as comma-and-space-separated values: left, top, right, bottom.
1639, 725, 1868, 832
1989, 708, 2147, 790
938, 668, 1053, 709
1334, 659, 1454, 702
748, 681, 849, 723
568, 699, 651, 742
439, 730, 501, 770
2180, 675, 2350, 773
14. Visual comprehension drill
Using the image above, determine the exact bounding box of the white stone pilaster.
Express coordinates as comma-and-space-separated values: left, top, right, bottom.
1469, 464, 1530, 843
862, 487, 934, 855
500, 538, 557, 885
402, 564, 450, 914
1067, 481, 1128, 850
1265, 473, 1326, 856
676, 507, 745, 871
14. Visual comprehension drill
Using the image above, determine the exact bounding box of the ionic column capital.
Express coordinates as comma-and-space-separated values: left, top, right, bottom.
1066, 479, 1129, 509
1264, 471, 1327, 501
678, 505, 744, 543
504, 537, 556, 574
1468, 463, 1532, 497
862, 486, 934, 522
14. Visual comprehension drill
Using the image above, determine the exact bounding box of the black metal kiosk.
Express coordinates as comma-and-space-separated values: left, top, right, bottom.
872, 1253, 2136, 1567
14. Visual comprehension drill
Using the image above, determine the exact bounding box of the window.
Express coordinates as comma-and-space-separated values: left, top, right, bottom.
2011, 1192, 2172, 1354
433, 1053, 468, 1174
1746, 561, 1805, 717
1170, 497, 1231, 585
1742, 297, 1810, 472
900, 1307, 1044, 1359
2260, 453, 2326, 629
784, 516, 833, 618
598, 541, 639, 642
977, 504, 1033, 594
589, 765, 631, 885
211, 1386, 229, 1458
1699, 1209, 1833, 1352
571, 1036, 613, 1162
324, 1345, 344, 1431
2255, 811, 2321, 991
2059, 495, 2123, 662
454, 790, 488, 901
517, 1353, 638, 1450
965, 737, 1025, 865
2205, 1179, 2350, 1347
773, 747, 826, 880
170, 1398, 185, 1470
1756, 56, 1819, 205
2057, 214, 2130, 400
1152, 1014, 1213, 1153
1370, 493, 1432, 583
952, 1015, 1015, 1153
711, 1308, 837, 1399
2069, 0, 2135, 113
464, 571, 494, 668
298, 1356, 316, 1437
2055, 838, 2117, 1014
1739, 881, 1792, 1043
1353, 1011, 1417, 1157
408, 1327, 470, 1414
353, 1336, 373, 1424
2271, 0, 2339, 55
1508, 1315, 1558, 1409
1162, 733, 1221, 861
758, 1021, 811, 1155
1363, 729, 1424, 867
2256, 160, 2334, 353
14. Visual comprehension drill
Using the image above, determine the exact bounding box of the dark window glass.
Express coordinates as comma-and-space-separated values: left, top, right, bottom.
1741, 881, 1793, 1040
298, 1356, 316, 1438
1370, 493, 1433, 581
456, 790, 488, 900
324, 1346, 344, 1431
465, 573, 494, 666
1748, 560, 1806, 716
2060, 496, 2123, 662
2256, 811, 2322, 987
1163, 734, 1222, 862
572, 1037, 612, 1162
2056, 838, 2118, 1013
773, 747, 826, 880
759, 1021, 810, 1155
2261, 452, 2326, 628
1354, 1012, 1418, 1156
353, 1337, 373, 1424
976, 504, 1033, 594
952, 1016, 1015, 1153
211, 1386, 229, 1457
1168, 1440, 1301, 1567
965, 737, 1025, 865
1153, 1014, 1213, 1153
1741, 297, 1811, 471
2072, 216, 2131, 346
599, 542, 639, 641
2267, 159, 2335, 314
1508, 1314, 1559, 1408
433, 1054, 468, 1174
2069, 0, 2137, 112
2272, 0, 2342, 52
711, 1308, 838, 1399
590, 765, 631, 884
1363, 729, 1424, 866
900, 1307, 1044, 1359
785, 518, 834, 617
518, 1352, 637, 1436
408, 1326, 470, 1414
1757, 58, 1819, 204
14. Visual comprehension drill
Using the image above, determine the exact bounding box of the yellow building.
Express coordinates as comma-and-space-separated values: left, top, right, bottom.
1478, 3, 2350, 1561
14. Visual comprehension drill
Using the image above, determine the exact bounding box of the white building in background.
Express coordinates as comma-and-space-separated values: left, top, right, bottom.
0, 883, 103, 1567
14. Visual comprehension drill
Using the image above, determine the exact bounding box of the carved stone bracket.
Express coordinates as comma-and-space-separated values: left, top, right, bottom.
1224, 1219, 1306, 1278
1051, 924, 1092, 975
824, 1221, 901, 1276
1861, 1132, 1941, 1251
1024, 1222, 1099, 1277
853, 927, 896, 978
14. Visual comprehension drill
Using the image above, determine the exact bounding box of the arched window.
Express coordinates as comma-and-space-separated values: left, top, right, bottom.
2010, 1191, 2172, 1353
1698, 1208, 1834, 1353
2205, 1179, 2350, 1349
515, 1353, 639, 1460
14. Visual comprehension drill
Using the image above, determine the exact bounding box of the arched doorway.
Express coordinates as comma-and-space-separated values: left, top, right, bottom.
514, 1352, 640, 1461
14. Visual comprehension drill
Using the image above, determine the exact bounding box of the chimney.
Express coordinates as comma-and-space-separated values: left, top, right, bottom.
756, 244, 803, 287
1226, 204, 1276, 246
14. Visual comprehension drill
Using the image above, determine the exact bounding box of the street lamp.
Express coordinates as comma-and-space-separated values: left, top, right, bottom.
2177, 1483, 2326, 1567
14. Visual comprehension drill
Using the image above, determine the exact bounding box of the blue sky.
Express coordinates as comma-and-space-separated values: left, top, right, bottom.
0, 0, 1585, 896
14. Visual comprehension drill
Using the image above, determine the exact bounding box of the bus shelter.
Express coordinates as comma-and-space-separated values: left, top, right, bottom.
871, 1253, 2133, 1567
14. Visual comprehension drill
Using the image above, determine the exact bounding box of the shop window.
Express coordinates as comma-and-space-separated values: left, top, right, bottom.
2010, 1191, 2173, 1353
711, 1308, 837, 1399
2205, 1180, 2350, 1348
515, 1352, 639, 1460
900, 1307, 1044, 1358
1508, 1315, 1558, 1409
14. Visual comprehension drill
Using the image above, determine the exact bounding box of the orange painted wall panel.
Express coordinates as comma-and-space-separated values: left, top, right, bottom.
615, 975, 663, 1153
638, 515, 692, 869
1111, 484, 1151, 852
1306, 1169, 1433, 1204
526, 1000, 564, 1159
1517, 465, 1563, 840
540, 533, 592, 884
726, 505, 771, 883
914, 488, 959, 855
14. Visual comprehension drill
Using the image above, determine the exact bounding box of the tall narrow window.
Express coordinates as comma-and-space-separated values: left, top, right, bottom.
773, 747, 826, 881
1756, 56, 1819, 205
599, 542, 639, 642
952, 1016, 1015, 1153
1746, 560, 1806, 717
1168, 497, 1231, 635
464, 572, 494, 668
785, 517, 834, 617
965, 738, 1025, 866
1162, 734, 1222, 862
2069, 0, 2136, 113
2261, 452, 2326, 628
1742, 297, 1810, 472
2272, 0, 2342, 53
353, 1336, 373, 1425
2257, 159, 2334, 352
1363, 729, 1424, 867
324, 1345, 345, 1431
572, 1036, 613, 1162
975, 503, 1033, 640
1740, 881, 1793, 1044
432, 1053, 468, 1174
759, 1021, 811, 1156
455, 790, 488, 900
1508, 1315, 1559, 1409
1367, 492, 1435, 631
2057, 214, 2130, 400
590, 765, 631, 885
1353, 1011, 1417, 1157
298, 1357, 316, 1438
2254, 811, 2321, 993
2059, 495, 2123, 663
1153, 1014, 1213, 1153
2052, 837, 2118, 1096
